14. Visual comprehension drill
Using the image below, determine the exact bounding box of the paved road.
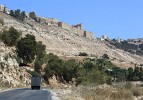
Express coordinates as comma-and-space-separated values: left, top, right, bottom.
0, 88, 53, 100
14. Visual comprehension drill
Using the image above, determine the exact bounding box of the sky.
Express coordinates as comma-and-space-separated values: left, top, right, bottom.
0, 0, 143, 39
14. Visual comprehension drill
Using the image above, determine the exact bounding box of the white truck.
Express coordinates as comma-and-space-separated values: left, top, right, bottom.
31, 76, 41, 90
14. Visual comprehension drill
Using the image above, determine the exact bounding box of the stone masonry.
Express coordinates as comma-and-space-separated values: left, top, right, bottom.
58, 22, 93, 40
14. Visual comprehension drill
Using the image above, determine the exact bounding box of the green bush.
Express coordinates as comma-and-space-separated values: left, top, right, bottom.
132, 88, 143, 97
88, 70, 108, 84
76, 77, 89, 86
29, 71, 41, 77
124, 82, 133, 89
16, 34, 37, 63
79, 52, 88, 56
106, 77, 112, 85
1, 27, 21, 46
102, 53, 109, 59
34, 59, 42, 74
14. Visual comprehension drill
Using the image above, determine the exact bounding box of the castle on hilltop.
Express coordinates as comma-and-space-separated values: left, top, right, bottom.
58, 22, 93, 40
0, 5, 94, 40
28, 12, 93, 40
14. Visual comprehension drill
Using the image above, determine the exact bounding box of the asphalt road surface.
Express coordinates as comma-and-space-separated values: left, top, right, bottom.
0, 88, 54, 100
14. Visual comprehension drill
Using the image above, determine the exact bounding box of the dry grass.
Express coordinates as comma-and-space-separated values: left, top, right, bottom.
77, 83, 143, 100
132, 87, 143, 97
110, 88, 133, 100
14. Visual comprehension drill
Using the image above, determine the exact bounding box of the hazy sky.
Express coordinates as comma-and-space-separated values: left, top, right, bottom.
1, 0, 143, 39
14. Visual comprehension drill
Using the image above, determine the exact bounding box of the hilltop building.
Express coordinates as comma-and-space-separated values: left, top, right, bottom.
101, 35, 109, 41
0, 5, 10, 14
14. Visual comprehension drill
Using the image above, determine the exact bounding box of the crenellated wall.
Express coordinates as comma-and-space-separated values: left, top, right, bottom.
58, 22, 93, 40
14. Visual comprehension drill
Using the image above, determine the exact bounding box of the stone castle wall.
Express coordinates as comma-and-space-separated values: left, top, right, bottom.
84, 31, 93, 40
58, 22, 71, 31
38, 17, 58, 27
58, 22, 93, 39
77, 29, 85, 36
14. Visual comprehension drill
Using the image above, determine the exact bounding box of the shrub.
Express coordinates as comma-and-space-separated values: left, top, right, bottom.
124, 82, 133, 89
79, 52, 88, 56
102, 53, 109, 59
87, 70, 108, 85
76, 77, 89, 86
106, 77, 112, 85
132, 87, 143, 97
1, 27, 21, 46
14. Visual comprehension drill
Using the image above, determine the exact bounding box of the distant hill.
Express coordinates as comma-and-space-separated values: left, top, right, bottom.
108, 39, 143, 56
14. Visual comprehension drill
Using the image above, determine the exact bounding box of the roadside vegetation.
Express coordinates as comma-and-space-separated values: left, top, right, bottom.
76, 82, 143, 100
1, 27, 143, 85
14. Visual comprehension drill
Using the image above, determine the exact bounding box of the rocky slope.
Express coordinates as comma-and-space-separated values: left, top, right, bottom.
0, 11, 143, 68
0, 42, 31, 89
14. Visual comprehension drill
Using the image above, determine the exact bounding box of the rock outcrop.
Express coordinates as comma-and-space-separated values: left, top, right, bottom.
0, 42, 31, 88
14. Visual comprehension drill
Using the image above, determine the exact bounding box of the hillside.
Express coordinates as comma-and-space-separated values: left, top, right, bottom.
0, 42, 31, 88
0, 11, 143, 68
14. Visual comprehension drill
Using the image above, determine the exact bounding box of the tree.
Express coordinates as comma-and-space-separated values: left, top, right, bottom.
44, 53, 63, 77
96, 59, 106, 71
128, 67, 133, 75
1, 27, 21, 46
102, 53, 109, 59
87, 70, 109, 84
83, 61, 94, 75
34, 41, 46, 74
36, 41, 46, 59
34, 59, 42, 74
111, 67, 126, 82
10, 10, 14, 17
62, 59, 79, 82
16, 34, 37, 64
9, 9, 26, 21
14, 9, 21, 18
43, 54, 80, 83
20, 11, 26, 21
